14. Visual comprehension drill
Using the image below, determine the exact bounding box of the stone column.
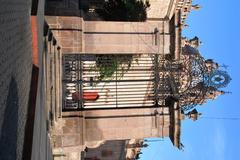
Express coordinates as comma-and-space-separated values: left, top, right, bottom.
47, 32, 54, 126
57, 46, 62, 118
174, 10, 181, 60
43, 33, 50, 130
52, 38, 57, 123
53, 38, 59, 122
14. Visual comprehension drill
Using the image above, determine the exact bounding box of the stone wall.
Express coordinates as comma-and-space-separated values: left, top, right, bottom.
46, 16, 84, 53
84, 140, 127, 160
146, 0, 176, 19
45, 16, 171, 54
83, 108, 171, 142
84, 21, 170, 54
52, 107, 172, 159
30, 0, 54, 159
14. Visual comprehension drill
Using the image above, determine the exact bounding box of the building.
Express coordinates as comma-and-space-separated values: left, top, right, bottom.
82, 139, 146, 160
42, 0, 232, 160
0, 0, 231, 160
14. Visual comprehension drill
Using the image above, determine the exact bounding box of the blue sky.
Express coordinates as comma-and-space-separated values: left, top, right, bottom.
141, 0, 240, 159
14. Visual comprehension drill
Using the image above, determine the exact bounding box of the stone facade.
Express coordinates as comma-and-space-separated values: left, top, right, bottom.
83, 139, 146, 160
83, 140, 127, 160
145, 0, 177, 19
44, 0, 207, 159
45, 0, 180, 56
46, 16, 173, 55
50, 103, 181, 159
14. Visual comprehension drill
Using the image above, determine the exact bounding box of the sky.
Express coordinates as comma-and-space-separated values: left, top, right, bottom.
140, 0, 240, 160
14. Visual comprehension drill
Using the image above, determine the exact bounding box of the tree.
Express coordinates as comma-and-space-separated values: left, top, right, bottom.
97, 0, 150, 21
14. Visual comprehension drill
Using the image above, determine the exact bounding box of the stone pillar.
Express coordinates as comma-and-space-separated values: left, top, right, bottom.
47, 32, 54, 126
56, 46, 62, 119
174, 10, 181, 60
48, 32, 56, 126
43, 33, 51, 129
53, 38, 59, 122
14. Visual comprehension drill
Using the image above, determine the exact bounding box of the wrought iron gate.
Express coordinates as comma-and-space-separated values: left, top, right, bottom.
62, 54, 161, 110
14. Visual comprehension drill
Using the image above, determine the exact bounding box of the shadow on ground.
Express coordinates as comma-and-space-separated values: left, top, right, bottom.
0, 77, 19, 159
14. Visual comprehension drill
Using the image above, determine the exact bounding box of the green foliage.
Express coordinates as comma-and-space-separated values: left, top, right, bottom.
95, 54, 134, 80
97, 0, 150, 21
